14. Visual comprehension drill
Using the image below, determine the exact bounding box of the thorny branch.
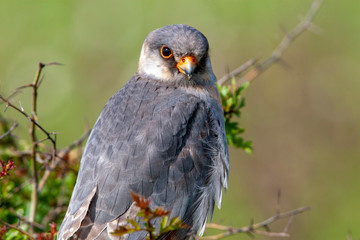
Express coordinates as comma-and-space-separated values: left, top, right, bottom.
38, 128, 91, 190
29, 62, 45, 233
200, 207, 310, 239
0, 72, 89, 235
0, 96, 56, 146
219, 0, 323, 87
0, 62, 61, 233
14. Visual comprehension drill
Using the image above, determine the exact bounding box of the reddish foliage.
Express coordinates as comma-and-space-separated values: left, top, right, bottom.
0, 160, 15, 177
38, 233, 45, 240
0, 225, 7, 239
131, 190, 151, 208
49, 222, 56, 240
153, 207, 171, 217
113, 192, 188, 239
37, 222, 56, 240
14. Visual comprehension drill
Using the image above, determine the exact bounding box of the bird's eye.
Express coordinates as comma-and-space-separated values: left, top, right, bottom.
160, 45, 173, 59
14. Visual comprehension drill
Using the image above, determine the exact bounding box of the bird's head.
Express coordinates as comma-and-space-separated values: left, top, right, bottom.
138, 24, 216, 86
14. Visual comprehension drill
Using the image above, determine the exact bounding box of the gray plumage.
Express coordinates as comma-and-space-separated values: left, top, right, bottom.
58, 24, 229, 240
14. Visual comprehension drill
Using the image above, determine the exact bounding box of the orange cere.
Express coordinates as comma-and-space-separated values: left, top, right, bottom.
176, 56, 197, 75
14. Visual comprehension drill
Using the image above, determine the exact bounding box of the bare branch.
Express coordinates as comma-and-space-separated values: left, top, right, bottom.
0, 121, 18, 140
58, 128, 91, 157
0, 62, 60, 233
217, 58, 258, 85
0, 219, 35, 240
200, 206, 310, 239
9, 208, 46, 231
0, 83, 32, 103
38, 128, 91, 191
41, 182, 68, 225
28, 63, 43, 233
276, 189, 281, 215
283, 215, 294, 233
218, 0, 323, 87
0, 96, 56, 146
273, 0, 323, 59
19, 101, 24, 112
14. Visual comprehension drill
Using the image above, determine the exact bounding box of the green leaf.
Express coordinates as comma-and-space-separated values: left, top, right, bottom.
219, 85, 230, 97
127, 219, 141, 230
168, 217, 180, 227
226, 97, 234, 107
159, 216, 168, 233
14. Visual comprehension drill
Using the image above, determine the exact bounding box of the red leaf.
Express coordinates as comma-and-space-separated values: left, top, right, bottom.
0, 225, 7, 238
153, 207, 171, 217
130, 191, 151, 208
6, 160, 14, 170
49, 222, 56, 239
38, 233, 44, 240
0, 160, 16, 177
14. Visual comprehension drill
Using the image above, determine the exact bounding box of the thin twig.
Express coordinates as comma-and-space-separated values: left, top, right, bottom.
0, 121, 18, 140
0, 96, 56, 146
0, 62, 60, 234
29, 62, 61, 233
41, 204, 68, 226
29, 62, 45, 234
276, 189, 281, 215
9, 208, 46, 231
38, 128, 91, 191
217, 58, 258, 85
41, 183, 67, 225
224, 0, 323, 87
0, 219, 36, 240
58, 128, 91, 157
0, 84, 32, 103
0, 62, 62, 103
200, 207, 310, 239
283, 215, 294, 233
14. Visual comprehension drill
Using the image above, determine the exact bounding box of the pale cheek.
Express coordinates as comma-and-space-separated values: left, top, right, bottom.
138, 44, 174, 81
141, 63, 173, 81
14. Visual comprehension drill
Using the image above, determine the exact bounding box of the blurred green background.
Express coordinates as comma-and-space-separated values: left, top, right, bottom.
0, 0, 359, 239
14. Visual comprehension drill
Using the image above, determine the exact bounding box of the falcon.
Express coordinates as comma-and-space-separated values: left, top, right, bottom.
58, 24, 229, 240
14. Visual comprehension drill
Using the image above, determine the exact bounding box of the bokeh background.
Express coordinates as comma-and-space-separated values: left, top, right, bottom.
0, 0, 359, 239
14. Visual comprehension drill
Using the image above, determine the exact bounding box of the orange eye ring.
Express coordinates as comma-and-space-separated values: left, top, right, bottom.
160, 45, 173, 59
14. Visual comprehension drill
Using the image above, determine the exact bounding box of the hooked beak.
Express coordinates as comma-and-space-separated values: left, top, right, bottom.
176, 56, 197, 79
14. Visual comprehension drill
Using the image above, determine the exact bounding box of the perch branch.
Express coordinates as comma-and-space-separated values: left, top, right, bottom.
200, 206, 310, 239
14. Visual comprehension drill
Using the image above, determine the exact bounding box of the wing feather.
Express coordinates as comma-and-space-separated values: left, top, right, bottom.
58, 75, 229, 239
